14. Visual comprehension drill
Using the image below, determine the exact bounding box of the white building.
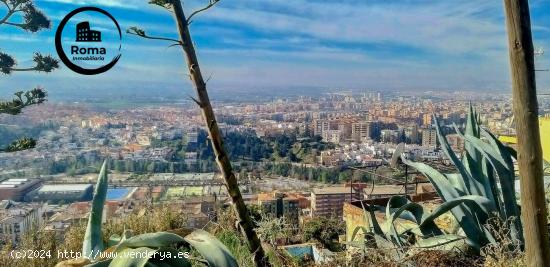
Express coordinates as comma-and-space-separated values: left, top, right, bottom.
0, 200, 45, 244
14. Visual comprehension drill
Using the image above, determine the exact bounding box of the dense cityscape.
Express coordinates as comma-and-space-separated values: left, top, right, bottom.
1, 89, 549, 265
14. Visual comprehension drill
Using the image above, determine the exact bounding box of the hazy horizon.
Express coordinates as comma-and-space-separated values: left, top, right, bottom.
2, 0, 550, 100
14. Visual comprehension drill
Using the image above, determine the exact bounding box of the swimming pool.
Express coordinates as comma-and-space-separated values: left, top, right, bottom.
106, 187, 135, 200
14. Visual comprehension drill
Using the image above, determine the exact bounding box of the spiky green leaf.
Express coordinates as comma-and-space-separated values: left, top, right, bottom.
83, 160, 108, 259
108, 247, 156, 267
184, 229, 238, 267
116, 232, 185, 250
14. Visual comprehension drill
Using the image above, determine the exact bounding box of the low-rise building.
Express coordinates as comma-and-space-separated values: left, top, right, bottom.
24, 184, 93, 204
0, 200, 45, 244
257, 192, 300, 222
0, 178, 42, 201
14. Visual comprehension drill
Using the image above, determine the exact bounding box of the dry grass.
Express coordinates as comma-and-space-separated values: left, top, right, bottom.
0, 205, 188, 267
1, 205, 530, 267
481, 216, 525, 267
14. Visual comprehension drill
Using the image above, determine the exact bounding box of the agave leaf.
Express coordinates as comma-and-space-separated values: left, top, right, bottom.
83, 160, 108, 259
351, 226, 370, 241
454, 123, 501, 211
116, 232, 185, 251
506, 146, 518, 160
465, 103, 480, 138
352, 225, 378, 249
109, 247, 157, 267
463, 104, 483, 177
106, 230, 135, 254
463, 135, 519, 222
361, 202, 384, 237
419, 195, 494, 227
108, 234, 122, 248
444, 173, 467, 194
184, 229, 238, 267
146, 247, 192, 267
414, 234, 466, 250
391, 143, 405, 168
401, 156, 461, 201
401, 156, 486, 249
384, 196, 443, 244
481, 157, 504, 218
433, 115, 472, 194
473, 128, 523, 243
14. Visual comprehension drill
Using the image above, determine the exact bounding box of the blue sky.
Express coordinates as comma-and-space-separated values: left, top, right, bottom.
1, 0, 550, 100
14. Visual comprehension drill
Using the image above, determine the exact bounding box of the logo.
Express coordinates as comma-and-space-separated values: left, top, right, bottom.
55, 7, 121, 75
76, 22, 102, 42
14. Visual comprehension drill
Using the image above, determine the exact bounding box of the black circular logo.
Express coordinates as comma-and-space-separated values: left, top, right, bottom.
55, 7, 122, 75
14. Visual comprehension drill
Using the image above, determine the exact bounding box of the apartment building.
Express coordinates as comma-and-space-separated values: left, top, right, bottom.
421, 128, 437, 148
311, 186, 358, 219
351, 122, 371, 143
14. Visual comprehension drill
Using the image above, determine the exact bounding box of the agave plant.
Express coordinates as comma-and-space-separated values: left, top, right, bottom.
350, 104, 522, 254
56, 160, 238, 267
349, 195, 475, 255
402, 105, 522, 250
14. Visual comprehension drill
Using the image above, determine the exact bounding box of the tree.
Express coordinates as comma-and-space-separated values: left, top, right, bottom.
503, 0, 549, 266
0, 0, 58, 152
303, 216, 345, 251
255, 216, 291, 247
127, 1, 270, 266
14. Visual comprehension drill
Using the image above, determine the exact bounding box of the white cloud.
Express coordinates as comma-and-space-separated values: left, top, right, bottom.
202, 0, 507, 55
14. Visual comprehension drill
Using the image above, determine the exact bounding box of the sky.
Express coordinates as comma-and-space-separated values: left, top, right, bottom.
1, 0, 550, 100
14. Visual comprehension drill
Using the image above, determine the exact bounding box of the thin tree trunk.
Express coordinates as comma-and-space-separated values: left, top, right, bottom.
169, 1, 270, 266
503, 1, 549, 266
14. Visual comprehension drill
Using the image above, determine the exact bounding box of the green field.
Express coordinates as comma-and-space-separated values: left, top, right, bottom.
184, 186, 204, 196
164, 187, 186, 199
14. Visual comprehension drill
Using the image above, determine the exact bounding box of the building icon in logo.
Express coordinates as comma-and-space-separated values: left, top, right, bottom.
76, 21, 101, 42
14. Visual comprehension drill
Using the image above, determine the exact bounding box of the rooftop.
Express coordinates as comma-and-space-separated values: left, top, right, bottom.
38, 184, 92, 193
312, 186, 352, 195
363, 184, 404, 195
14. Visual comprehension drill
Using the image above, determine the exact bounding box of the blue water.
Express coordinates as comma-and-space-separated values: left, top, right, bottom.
285, 245, 313, 258
106, 188, 132, 200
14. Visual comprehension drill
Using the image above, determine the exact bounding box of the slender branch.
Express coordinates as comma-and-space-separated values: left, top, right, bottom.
205, 72, 213, 84
0, 1, 22, 25
3, 21, 24, 27
10, 67, 39, 71
0, 9, 15, 24
1, 1, 10, 11
127, 31, 182, 44
186, 0, 220, 25
167, 43, 183, 49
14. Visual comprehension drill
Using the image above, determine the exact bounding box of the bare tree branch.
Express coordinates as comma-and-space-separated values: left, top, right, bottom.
186, 0, 220, 25
127, 26, 182, 44
205, 72, 213, 84
167, 42, 184, 49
